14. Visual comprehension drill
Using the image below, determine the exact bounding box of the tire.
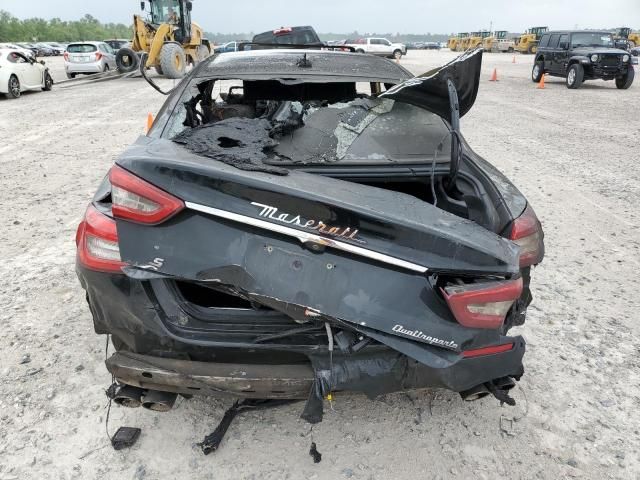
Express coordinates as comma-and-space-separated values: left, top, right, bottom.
195, 44, 209, 63
508, 47, 514, 53
66, 72, 76, 79
393, 49, 402, 60
116, 47, 139, 73
566, 63, 584, 89
527, 44, 535, 54
154, 65, 164, 75
159, 43, 186, 79
42, 72, 53, 91
7, 74, 20, 98
615, 67, 634, 89
356, 49, 365, 53
532, 61, 544, 83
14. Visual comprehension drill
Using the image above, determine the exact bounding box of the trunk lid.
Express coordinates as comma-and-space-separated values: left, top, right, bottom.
112, 137, 520, 353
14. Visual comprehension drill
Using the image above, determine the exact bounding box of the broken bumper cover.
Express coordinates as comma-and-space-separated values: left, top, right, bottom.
80, 266, 525, 400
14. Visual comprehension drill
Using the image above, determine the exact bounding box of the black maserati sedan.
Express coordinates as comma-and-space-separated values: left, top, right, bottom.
75, 47, 544, 422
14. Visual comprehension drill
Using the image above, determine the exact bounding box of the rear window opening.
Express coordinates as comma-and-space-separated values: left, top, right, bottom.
67, 44, 97, 53
166, 78, 452, 169
175, 281, 272, 310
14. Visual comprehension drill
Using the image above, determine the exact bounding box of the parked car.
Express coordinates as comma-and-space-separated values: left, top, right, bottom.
41, 42, 65, 55
104, 39, 131, 51
532, 30, 637, 89
0, 48, 53, 98
64, 41, 117, 78
34, 42, 55, 56
631, 46, 640, 57
344, 37, 407, 59
252, 26, 324, 47
213, 41, 243, 53
17, 43, 41, 56
75, 48, 544, 419
423, 42, 441, 50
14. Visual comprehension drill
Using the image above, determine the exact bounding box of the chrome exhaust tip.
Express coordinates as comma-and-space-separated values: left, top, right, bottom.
141, 390, 177, 412
459, 383, 490, 402
113, 385, 144, 408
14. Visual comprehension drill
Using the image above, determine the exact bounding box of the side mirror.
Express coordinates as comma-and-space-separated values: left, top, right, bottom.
186, 1, 193, 11
140, 1, 145, 10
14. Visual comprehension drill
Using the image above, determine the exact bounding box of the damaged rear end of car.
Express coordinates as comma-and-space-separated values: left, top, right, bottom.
76, 48, 544, 422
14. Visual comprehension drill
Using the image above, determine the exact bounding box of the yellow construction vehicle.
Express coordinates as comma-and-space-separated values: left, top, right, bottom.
615, 27, 640, 48
467, 31, 491, 50
116, 0, 211, 79
514, 26, 548, 54
483, 30, 513, 52
447, 34, 459, 51
455, 33, 469, 51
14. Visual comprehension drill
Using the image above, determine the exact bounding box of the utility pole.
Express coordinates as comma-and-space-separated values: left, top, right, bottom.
490, 21, 493, 34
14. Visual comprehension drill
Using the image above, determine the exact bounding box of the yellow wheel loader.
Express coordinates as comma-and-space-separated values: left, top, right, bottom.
116, 0, 211, 79
467, 31, 490, 50
615, 27, 640, 48
447, 35, 459, 51
514, 26, 548, 54
455, 33, 469, 52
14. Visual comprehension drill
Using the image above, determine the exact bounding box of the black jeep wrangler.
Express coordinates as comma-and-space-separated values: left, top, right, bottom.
532, 30, 637, 89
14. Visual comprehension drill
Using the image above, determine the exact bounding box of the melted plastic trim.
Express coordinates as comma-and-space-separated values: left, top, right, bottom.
184, 201, 429, 273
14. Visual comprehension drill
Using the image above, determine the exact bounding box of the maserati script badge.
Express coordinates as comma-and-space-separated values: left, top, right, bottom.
251, 202, 364, 243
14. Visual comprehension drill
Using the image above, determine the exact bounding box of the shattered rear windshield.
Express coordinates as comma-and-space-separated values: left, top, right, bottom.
164, 78, 451, 174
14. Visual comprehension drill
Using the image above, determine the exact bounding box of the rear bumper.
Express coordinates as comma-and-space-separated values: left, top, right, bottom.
106, 352, 314, 399
79, 266, 526, 398
65, 62, 103, 73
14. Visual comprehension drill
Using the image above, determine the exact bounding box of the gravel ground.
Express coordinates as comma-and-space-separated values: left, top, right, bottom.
1, 51, 638, 480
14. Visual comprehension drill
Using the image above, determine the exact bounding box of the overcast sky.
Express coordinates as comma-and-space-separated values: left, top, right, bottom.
3, 0, 640, 33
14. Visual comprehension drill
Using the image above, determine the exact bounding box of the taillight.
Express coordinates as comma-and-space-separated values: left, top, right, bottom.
63, 52, 69, 61
442, 278, 523, 329
109, 165, 184, 224
462, 342, 513, 358
76, 205, 125, 273
95, 52, 103, 61
510, 205, 544, 267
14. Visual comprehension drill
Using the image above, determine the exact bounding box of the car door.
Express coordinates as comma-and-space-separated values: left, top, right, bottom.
12, 52, 40, 89
545, 34, 561, 73
369, 38, 383, 54
554, 34, 570, 75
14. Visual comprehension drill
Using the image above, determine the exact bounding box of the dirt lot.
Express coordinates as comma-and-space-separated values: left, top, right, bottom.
1, 50, 639, 480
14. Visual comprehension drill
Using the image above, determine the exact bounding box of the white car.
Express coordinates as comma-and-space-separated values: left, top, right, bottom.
344, 37, 407, 59
0, 48, 53, 99
64, 41, 117, 78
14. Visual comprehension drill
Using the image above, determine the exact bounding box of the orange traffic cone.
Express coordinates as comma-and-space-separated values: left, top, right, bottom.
489, 68, 498, 81
537, 74, 545, 89
146, 112, 154, 133
512, 55, 516, 63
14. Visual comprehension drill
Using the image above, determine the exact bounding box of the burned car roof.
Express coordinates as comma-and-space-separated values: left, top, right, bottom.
196, 49, 413, 83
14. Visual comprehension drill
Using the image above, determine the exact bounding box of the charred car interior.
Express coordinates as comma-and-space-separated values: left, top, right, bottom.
76, 47, 544, 426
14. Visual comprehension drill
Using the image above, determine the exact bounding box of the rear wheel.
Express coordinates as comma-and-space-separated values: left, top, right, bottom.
159, 43, 186, 79
356, 48, 365, 53
527, 44, 536, 54
42, 72, 53, 91
66, 72, 76, 79
116, 47, 139, 73
532, 62, 544, 82
7, 75, 20, 98
615, 67, 634, 89
566, 63, 584, 89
